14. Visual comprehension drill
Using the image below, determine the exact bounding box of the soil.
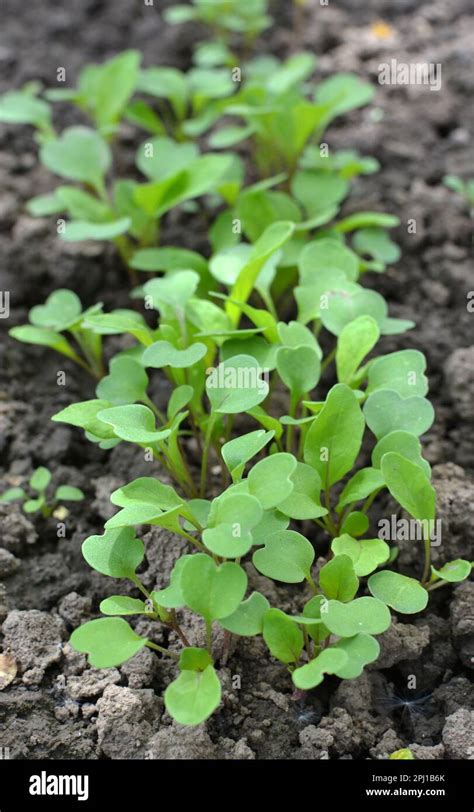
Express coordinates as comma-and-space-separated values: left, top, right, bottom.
0, 0, 473, 761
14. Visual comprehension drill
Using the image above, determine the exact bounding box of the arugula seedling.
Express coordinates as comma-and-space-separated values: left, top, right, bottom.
443, 174, 474, 218
9, 289, 106, 378
0, 467, 84, 518
164, 0, 272, 53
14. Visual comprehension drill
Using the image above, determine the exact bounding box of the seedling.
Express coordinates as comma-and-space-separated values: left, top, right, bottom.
9, 289, 106, 378
443, 174, 474, 217
3, 9, 469, 732
53, 222, 470, 723
164, 0, 272, 53
0, 467, 84, 518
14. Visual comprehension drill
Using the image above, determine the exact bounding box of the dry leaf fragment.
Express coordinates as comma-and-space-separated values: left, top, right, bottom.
0, 653, 17, 690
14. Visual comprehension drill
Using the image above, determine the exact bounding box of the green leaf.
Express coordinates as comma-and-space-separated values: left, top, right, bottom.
142, 341, 207, 369
82, 526, 144, 579
84, 311, 152, 345
276, 345, 321, 398
0, 487, 26, 503
137, 67, 188, 119
164, 664, 221, 726
96, 357, 149, 406
51, 399, 116, 440
253, 530, 315, 584
206, 354, 269, 414
323, 597, 391, 637
84, 50, 141, 131
70, 618, 147, 667
364, 391, 435, 439
178, 647, 213, 672
331, 535, 390, 577
251, 509, 289, 546
203, 493, 263, 558
142, 271, 199, 314
262, 609, 304, 664
319, 554, 359, 601
106, 477, 185, 528
277, 463, 327, 520
320, 289, 387, 337
23, 498, 43, 514
368, 571, 428, 614
336, 467, 385, 510
61, 218, 131, 241
131, 246, 207, 275
298, 238, 359, 283
55, 186, 113, 221
222, 429, 274, 482
54, 485, 84, 502
8, 326, 83, 363
315, 73, 374, 117
29, 289, 82, 331
152, 556, 193, 609
0, 90, 51, 130
227, 221, 294, 325
304, 384, 364, 489
100, 596, 148, 616
180, 554, 247, 623
334, 212, 399, 233
372, 431, 431, 478
292, 170, 348, 218
29, 467, 51, 492
167, 385, 194, 420
367, 350, 428, 398
96, 405, 171, 444
292, 648, 349, 690
381, 453, 436, 526
353, 227, 400, 265
336, 316, 380, 385
333, 633, 380, 678
340, 511, 369, 537
431, 560, 472, 583
220, 592, 270, 637
136, 136, 199, 181
247, 452, 297, 509
40, 126, 111, 193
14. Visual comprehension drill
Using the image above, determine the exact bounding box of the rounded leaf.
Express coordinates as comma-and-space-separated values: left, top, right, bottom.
368, 571, 428, 614
164, 665, 221, 726
70, 618, 147, 667
82, 526, 144, 579
323, 597, 391, 637
253, 530, 315, 583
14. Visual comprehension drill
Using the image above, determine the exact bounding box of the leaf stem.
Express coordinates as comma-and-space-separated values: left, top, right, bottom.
146, 640, 180, 661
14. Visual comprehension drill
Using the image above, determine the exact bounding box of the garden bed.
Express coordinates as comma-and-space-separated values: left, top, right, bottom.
0, 0, 473, 760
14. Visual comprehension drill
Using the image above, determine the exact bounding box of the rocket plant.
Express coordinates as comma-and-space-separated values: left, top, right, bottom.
2, 9, 472, 729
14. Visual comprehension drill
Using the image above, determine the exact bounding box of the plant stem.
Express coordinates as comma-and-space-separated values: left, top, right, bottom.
205, 620, 213, 655
131, 575, 150, 600
169, 610, 191, 647
146, 640, 179, 661
200, 413, 217, 497
422, 536, 431, 585
321, 348, 336, 374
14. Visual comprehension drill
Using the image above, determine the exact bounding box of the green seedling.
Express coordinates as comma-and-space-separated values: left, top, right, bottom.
443, 174, 474, 218
9, 289, 106, 378
0, 467, 84, 518
4, 9, 467, 732
164, 0, 272, 54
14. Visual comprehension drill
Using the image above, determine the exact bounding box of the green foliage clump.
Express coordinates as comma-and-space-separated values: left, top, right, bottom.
2, 5, 471, 729
0, 467, 84, 518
